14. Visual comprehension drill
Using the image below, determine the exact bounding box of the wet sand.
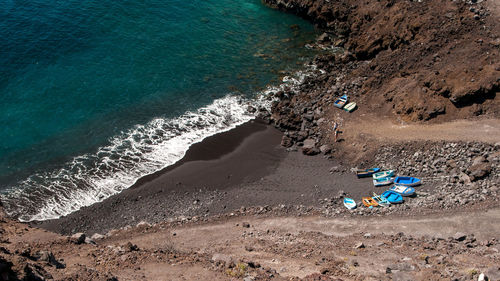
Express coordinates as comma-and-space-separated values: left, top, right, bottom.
35, 119, 374, 235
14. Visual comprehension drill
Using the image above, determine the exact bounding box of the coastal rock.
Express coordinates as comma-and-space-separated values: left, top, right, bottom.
317, 32, 331, 43
302, 138, 320, 155
281, 135, 293, 148
319, 144, 332, 154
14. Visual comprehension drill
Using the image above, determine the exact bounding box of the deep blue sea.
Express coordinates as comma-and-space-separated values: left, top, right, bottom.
0, 0, 318, 221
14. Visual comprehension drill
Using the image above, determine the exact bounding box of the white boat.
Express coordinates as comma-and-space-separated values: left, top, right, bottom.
343, 198, 357, 209
372, 170, 394, 180
373, 176, 394, 187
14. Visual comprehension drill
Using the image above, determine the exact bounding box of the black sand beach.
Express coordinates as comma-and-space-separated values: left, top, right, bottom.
35, 119, 375, 235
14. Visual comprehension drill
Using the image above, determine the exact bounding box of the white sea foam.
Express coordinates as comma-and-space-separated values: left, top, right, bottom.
0, 67, 315, 222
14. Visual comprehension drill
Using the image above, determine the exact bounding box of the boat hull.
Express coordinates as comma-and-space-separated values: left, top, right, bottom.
381, 190, 403, 204
373, 170, 394, 180
343, 198, 357, 209
373, 177, 394, 187
394, 176, 422, 187
390, 185, 415, 196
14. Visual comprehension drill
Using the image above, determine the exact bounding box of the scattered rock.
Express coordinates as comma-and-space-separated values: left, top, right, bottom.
242, 222, 251, 228
245, 245, 255, 252
91, 233, 106, 240
387, 262, 416, 272
125, 242, 139, 252
211, 253, 234, 266
453, 232, 467, 242
354, 242, 365, 249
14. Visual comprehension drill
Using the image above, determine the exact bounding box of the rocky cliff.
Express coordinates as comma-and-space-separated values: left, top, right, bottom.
263, 0, 499, 151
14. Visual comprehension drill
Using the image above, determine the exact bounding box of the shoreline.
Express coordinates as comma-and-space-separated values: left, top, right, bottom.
32, 119, 286, 234
33, 118, 380, 236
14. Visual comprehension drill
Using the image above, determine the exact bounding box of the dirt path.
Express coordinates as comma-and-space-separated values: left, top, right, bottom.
341, 115, 500, 143
96, 208, 500, 280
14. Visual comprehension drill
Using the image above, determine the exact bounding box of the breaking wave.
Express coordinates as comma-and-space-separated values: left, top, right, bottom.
0, 68, 313, 222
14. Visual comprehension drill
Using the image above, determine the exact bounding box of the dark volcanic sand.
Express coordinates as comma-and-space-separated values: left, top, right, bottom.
35, 119, 375, 235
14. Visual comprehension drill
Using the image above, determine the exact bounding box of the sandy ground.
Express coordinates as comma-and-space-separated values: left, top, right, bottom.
9, 206, 500, 280
343, 115, 500, 144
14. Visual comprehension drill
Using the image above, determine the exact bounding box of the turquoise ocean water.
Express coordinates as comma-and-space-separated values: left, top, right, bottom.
0, 0, 318, 220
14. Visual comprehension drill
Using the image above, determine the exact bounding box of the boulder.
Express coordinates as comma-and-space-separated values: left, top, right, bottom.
70, 233, 86, 244
453, 232, 467, 241
458, 172, 471, 184
472, 156, 487, 166
35, 251, 65, 269
319, 144, 332, 154
302, 139, 320, 155
468, 163, 492, 181
24, 263, 53, 281
317, 32, 331, 43
211, 253, 234, 267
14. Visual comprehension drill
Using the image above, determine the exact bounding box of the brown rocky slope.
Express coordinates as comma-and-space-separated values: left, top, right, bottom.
264, 0, 499, 153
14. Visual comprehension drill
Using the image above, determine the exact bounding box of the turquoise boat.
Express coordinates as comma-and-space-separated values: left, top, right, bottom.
333, 94, 348, 108
372, 170, 394, 180
381, 190, 403, 204
393, 176, 422, 187
372, 193, 390, 207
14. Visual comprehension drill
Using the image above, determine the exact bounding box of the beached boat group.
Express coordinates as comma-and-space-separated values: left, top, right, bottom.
343, 168, 422, 210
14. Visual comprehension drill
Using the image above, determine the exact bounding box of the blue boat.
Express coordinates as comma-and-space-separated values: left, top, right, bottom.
373, 176, 394, 187
393, 176, 422, 187
381, 190, 403, 204
333, 94, 348, 108
343, 198, 357, 209
356, 168, 380, 178
390, 185, 416, 196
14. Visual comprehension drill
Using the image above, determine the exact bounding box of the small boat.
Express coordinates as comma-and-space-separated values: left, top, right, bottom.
343, 198, 357, 209
373, 177, 394, 187
343, 102, 357, 112
372, 193, 391, 207
333, 94, 348, 108
372, 170, 394, 180
390, 185, 415, 196
356, 168, 381, 178
393, 176, 422, 187
381, 190, 404, 204
362, 197, 379, 207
